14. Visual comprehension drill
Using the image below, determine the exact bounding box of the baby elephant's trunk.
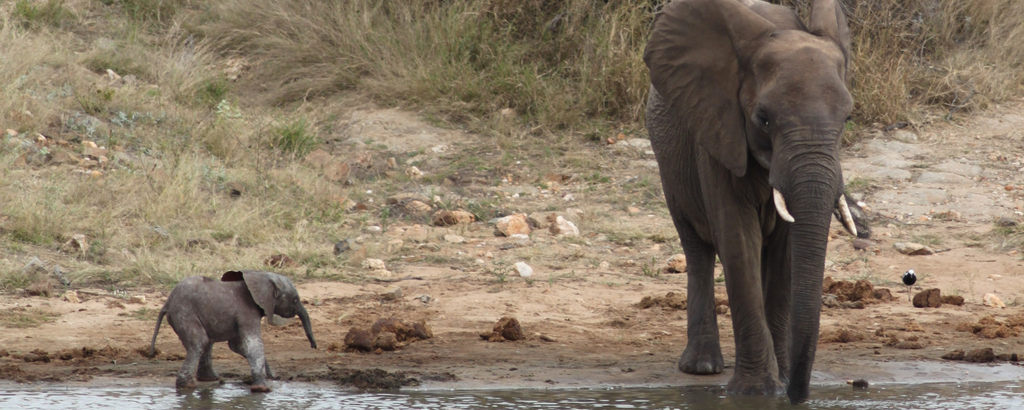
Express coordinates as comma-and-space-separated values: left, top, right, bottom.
298, 305, 316, 349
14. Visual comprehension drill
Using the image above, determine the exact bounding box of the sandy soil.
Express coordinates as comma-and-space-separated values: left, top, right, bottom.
4, 102, 1024, 391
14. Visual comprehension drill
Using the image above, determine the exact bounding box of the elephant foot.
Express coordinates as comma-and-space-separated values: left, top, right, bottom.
677, 341, 724, 375
196, 374, 220, 382
726, 373, 785, 395
250, 383, 272, 393
175, 378, 196, 390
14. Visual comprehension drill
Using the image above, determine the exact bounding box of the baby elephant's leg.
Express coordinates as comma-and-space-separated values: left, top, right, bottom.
230, 336, 270, 393
176, 334, 209, 389
196, 344, 220, 382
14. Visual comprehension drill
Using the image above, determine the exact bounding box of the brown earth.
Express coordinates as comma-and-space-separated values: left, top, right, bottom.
5, 103, 1024, 390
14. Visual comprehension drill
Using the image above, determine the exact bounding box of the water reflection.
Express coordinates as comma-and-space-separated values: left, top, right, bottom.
1, 382, 1022, 409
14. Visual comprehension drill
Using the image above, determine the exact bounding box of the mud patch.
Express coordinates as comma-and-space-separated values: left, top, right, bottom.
327, 368, 421, 389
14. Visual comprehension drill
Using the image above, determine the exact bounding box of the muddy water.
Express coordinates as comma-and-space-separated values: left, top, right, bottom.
1, 382, 1022, 409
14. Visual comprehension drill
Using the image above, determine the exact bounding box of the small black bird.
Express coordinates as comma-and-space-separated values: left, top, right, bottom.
902, 270, 917, 301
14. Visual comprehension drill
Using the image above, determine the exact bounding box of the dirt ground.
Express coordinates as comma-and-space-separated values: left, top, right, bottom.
5, 101, 1024, 391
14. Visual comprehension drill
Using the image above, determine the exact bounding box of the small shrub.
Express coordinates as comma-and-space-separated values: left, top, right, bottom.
271, 117, 317, 156
13, 0, 74, 29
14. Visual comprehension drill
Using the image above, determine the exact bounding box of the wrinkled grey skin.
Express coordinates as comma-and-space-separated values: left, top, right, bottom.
644, 0, 861, 404
149, 271, 316, 392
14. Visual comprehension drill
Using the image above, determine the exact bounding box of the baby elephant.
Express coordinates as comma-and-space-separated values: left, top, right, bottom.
149, 270, 317, 392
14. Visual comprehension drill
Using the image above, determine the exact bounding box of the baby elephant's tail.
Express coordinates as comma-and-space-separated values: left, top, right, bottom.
149, 307, 168, 358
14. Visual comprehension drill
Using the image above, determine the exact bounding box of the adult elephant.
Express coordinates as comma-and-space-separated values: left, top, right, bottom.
643, 0, 858, 404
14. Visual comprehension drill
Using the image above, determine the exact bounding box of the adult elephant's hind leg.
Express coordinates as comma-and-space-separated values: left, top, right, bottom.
675, 219, 724, 375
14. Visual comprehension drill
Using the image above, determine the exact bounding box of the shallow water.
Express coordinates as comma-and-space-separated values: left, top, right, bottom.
2, 382, 1022, 410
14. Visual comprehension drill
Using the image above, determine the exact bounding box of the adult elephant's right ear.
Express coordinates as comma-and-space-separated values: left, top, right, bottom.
644, 0, 775, 178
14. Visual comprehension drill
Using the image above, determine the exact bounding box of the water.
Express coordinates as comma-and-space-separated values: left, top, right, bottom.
1, 382, 1022, 409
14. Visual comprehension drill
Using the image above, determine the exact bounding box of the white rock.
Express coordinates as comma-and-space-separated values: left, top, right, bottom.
62, 291, 81, 304
405, 166, 424, 179
550, 216, 580, 237
667, 254, 687, 273
444, 234, 466, 244
983, 293, 1006, 308
363, 258, 387, 271
599, 261, 610, 269
367, 225, 382, 232
514, 262, 533, 278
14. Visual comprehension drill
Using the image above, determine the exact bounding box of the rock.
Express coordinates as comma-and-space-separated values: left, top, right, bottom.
22, 257, 47, 275
894, 242, 935, 256
481, 317, 524, 342
997, 217, 1018, 227
402, 200, 432, 214
405, 166, 424, 179
443, 234, 466, 244
334, 239, 353, 255
940, 295, 965, 306
666, 254, 687, 273
912, 288, 942, 308
715, 305, 729, 315
128, 295, 146, 304
548, 215, 579, 237
822, 294, 841, 308
362, 259, 392, 276
494, 214, 531, 236
941, 349, 965, 360
344, 328, 374, 351
627, 206, 641, 214
58, 235, 88, 254
965, 348, 995, 363
432, 210, 475, 226
387, 157, 397, 168
381, 286, 402, 301
25, 279, 55, 297
984, 293, 1006, 308
264, 254, 296, 268
82, 146, 109, 159
386, 239, 403, 253
599, 261, 610, 269
851, 379, 869, 389
852, 238, 875, 250
386, 193, 430, 205
841, 301, 865, 309
514, 262, 533, 278
61, 291, 81, 303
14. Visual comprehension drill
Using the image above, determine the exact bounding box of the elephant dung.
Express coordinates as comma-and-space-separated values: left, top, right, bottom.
965, 348, 995, 363
636, 292, 686, 310
912, 288, 942, 308
264, 254, 297, 268
371, 317, 433, 342
941, 349, 966, 360
432, 210, 475, 226
494, 214, 531, 236
819, 327, 864, 343
373, 332, 402, 351
481, 316, 524, 342
940, 295, 965, 306
344, 328, 375, 352
894, 242, 935, 256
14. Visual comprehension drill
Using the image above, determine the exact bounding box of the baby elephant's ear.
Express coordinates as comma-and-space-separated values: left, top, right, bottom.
242, 271, 278, 318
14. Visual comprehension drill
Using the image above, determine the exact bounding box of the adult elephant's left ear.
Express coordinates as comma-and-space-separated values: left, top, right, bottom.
242, 271, 277, 318
809, 0, 852, 81
644, 0, 775, 178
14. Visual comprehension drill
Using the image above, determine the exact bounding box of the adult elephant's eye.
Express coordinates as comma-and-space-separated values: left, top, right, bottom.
755, 111, 770, 130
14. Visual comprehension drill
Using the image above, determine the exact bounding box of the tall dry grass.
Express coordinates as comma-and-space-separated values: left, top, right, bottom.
205, 0, 1024, 129
204, 0, 652, 133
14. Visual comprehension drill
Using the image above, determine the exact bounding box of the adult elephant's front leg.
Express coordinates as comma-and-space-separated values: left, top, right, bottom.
762, 223, 792, 386
711, 206, 784, 395
675, 219, 723, 375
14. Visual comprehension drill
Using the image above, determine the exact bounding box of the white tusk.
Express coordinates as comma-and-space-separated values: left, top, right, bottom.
773, 188, 795, 223
838, 194, 858, 237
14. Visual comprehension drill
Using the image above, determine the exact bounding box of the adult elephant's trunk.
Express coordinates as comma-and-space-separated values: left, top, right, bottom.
298, 305, 317, 349
779, 162, 840, 404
